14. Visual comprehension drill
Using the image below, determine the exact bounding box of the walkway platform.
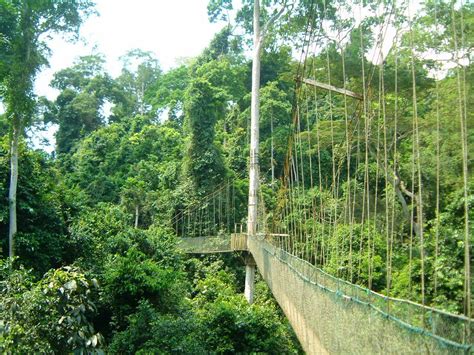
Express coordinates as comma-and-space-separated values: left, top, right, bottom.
178, 233, 247, 254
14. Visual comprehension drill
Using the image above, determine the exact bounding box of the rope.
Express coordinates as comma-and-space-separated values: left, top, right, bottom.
408, 0, 425, 306
450, 0, 471, 321
433, 0, 440, 302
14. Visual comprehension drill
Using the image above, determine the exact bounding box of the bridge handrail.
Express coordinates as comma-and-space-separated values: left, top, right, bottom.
257, 236, 473, 349
262, 235, 473, 323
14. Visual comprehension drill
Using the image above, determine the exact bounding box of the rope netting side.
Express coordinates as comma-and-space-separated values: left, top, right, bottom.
249, 236, 473, 353
172, 180, 247, 239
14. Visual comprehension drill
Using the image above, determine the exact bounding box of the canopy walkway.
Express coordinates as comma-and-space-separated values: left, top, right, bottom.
174, 179, 473, 354
177, 230, 474, 353
178, 234, 247, 254
172, 0, 472, 353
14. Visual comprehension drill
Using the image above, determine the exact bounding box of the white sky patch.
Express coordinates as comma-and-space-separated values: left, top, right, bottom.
27, 123, 58, 154
35, 0, 224, 100
312, 3, 395, 65
100, 100, 114, 124
159, 107, 170, 123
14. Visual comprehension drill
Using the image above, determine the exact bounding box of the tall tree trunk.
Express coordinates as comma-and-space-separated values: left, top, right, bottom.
245, 0, 262, 305
135, 205, 139, 228
246, 0, 286, 304
247, 0, 286, 236
8, 2, 31, 259
270, 110, 275, 187
248, 0, 262, 238
8, 119, 19, 258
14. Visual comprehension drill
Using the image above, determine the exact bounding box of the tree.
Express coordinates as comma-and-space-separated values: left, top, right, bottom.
48, 54, 122, 154
0, 135, 72, 275
152, 65, 190, 126
207, 0, 296, 303
183, 77, 227, 197
0, 0, 95, 258
117, 49, 162, 118
248, 0, 286, 244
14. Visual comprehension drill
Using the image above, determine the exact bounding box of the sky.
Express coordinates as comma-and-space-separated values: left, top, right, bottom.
35, 0, 225, 100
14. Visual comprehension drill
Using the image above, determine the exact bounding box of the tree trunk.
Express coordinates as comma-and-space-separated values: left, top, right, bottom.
139, 81, 145, 115
135, 205, 139, 228
245, 0, 263, 305
271, 110, 275, 187
247, 0, 286, 235
248, 0, 262, 238
8, 119, 19, 258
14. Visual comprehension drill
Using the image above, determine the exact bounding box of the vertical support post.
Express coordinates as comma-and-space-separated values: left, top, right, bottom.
244, 253, 256, 304
245, 0, 262, 305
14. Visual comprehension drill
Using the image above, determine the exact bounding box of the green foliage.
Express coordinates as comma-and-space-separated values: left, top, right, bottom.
70, 203, 183, 269
102, 247, 185, 327
68, 203, 188, 333
192, 260, 301, 354
0, 260, 102, 353
195, 26, 243, 67
0, 136, 68, 274
152, 64, 190, 125
183, 77, 227, 197
108, 301, 204, 354
259, 80, 292, 180
65, 119, 184, 217
108, 256, 302, 353
48, 55, 124, 154
117, 49, 162, 118
0, 1, 15, 83
256, 46, 294, 90
69, 203, 134, 269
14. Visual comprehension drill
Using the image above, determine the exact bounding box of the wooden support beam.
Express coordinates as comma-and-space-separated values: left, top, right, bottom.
301, 77, 363, 100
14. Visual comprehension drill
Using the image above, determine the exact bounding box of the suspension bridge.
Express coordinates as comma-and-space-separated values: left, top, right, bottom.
172, 1, 472, 353
173, 178, 472, 354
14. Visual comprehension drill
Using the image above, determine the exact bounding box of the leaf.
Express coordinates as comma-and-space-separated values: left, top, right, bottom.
91, 334, 98, 347
91, 278, 99, 288
64, 279, 77, 291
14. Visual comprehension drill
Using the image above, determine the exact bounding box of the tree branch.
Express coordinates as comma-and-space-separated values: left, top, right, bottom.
367, 144, 421, 238
261, 0, 291, 40
394, 170, 421, 237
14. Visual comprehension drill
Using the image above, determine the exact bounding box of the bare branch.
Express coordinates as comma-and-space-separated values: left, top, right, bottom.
261, 0, 291, 39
